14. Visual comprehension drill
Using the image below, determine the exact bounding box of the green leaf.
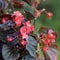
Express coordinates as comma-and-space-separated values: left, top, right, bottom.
43, 45, 58, 60
24, 3, 34, 14
23, 54, 35, 60
26, 36, 37, 57
24, 3, 35, 20
26, 36, 37, 46
23, 0, 34, 5
2, 44, 20, 60
46, 47, 58, 60
26, 44, 36, 57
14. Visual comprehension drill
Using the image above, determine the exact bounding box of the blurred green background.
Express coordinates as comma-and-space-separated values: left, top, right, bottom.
35, 0, 60, 60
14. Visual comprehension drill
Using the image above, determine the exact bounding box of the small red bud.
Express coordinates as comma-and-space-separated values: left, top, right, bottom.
7, 37, 13, 42
47, 34, 56, 39
40, 34, 44, 39
2, 18, 6, 24
44, 40, 50, 45
21, 40, 27, 46
43, 46, 48, 52
46, 12, 53, 18
51, 39, 55, 43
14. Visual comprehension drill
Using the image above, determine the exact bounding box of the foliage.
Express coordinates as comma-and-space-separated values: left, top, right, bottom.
0, 0, 58, 60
